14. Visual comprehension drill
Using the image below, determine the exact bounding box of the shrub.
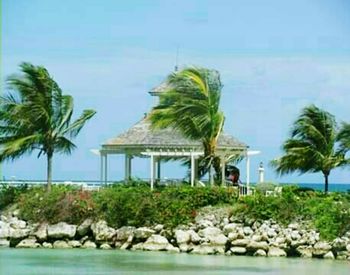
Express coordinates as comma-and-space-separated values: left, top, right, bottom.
0, 184, 28, 210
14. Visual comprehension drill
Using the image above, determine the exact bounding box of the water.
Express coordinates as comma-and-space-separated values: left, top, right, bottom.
282, 183, 350, 192
0, 249, 349, 275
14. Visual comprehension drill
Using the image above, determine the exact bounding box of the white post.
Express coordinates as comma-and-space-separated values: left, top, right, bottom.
190, 153, 195, 187
125, 155, 131, 181
150, 154, 154, 190
258, 162, 265, 183
104, 154, 108, 186
221, 157, 225, 186
246, 154, 250, 194
100, 153, 104, 185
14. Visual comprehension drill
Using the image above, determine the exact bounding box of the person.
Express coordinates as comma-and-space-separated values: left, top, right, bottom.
226, 165, 240, 186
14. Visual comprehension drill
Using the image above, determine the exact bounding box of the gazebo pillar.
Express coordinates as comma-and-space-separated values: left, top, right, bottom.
124, 155, 132, 181
190, 153, 195, 187
221, 157, 226, 186
156, 158, 161, 180
150, 155, 155, 190
104, 154, 108, 185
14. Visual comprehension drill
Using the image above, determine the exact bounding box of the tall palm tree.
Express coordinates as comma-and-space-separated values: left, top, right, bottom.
0, 62, 96, 191
271, 105, 346, 193
149, 67, 225, 185
338, 122, 350, 153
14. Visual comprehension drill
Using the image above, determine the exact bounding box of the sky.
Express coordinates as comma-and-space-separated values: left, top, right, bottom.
2, 0, 350, 184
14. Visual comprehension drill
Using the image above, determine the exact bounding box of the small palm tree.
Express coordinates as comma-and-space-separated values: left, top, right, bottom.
271, 105, 346, 193
0, 62, 96, 191
149, 67, 225, 185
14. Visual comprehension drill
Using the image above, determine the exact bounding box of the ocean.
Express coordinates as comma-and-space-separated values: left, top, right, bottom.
279, 183, 350, 192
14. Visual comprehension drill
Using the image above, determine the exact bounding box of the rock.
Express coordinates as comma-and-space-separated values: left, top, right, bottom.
131, 242, 144, 251
243, 227, 253, 236
275, 237, 286, 244
189, 230, 201, 244
254, 249, 267, 257
134, 227, 155, 240
0, 238, 10, 247
198, 227, 222, 238
34, 223, 48, 241
230, 246, 247, 255
228, 233, 239, 241
42, 242, 53, 248
0, 221, 10, 238
77, 218, 93, 236
247, 241, 269, 251
267, 229, 277, 238
231, 239, 250, 247
53, 240, 71, 249
336, 251, 349, 260
208, 234, 228, 246
120, 236, 133, 250
9, 227, 30, 239
16, 238, 41, 248
179, 244, 191, 252
153, 224, 164, 233
196, 220, 214, 229
191, 244, 216, 255
347, 244, 350, 252
48, 222, 76, 239
82, 240, 97, 249
91, 220, 116, 241
166, 244, 180, 253
268, 247, 287, 257
288, 223, 299, 230
9, 217, 26, 229
100, 243, 112, 250
116, 226, 135, 241
252, 235, 262, 242
143, 235, 169, 251
291, 231, 301, 240
323, 251, 335, 259
175, 230, 191, 244
223, 223, 240, 235
296, 245, 313, 258
68, 240, 82, 248
313, 241, 331, 256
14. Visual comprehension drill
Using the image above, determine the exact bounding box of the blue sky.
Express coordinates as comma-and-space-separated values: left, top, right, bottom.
2, 0, 350, 184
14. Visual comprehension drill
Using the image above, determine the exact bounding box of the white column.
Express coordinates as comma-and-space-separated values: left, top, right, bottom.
125, 155, 131, 181
150, 155, 154, 190
190, 153, 195, 187
221, 157, 226, 186
246, 155, 250, 194
104, 154, 108, 185
258, 162, 265, 183
100, 153, 104, 185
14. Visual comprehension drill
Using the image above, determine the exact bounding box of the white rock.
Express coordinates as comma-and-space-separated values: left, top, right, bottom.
9, 217, 26, 229
223, 223, 240, 235
198, 227, 222, 238
347, 244, 350, 252
68, 240, 82, 248
268, 247, 287, 257
243, 227, 253, 236
291, 231, 301, 240
189, 230, 201, 244
143, 235, 169, 251
16, 238, 41, 248
208, 234, 228, 246
230, 246, 247, 255
153, 224, 164, 233
34, 223, 48, 241
116, 226, 135, 241
47, 222, 76, 239
252, 234, 262, 242
42, 242, 53, 248
82, 240, 97, 249
231, 239, 249, 247
0, 238, 10, 247
247, 241, 269, 251
166, 244, 180, 253
267, 229, 277, 238
9, 227, 30, 239
296, 245, 313, 258
0, 221, 10, 238
131, 242, 144, 251
91, 220, 116, 241
191, 244, 216, 255
53, 240, 71, 249
288, 223, 299, 230
254, 249, 267, 257
77, 218, 93, 236
134, 227, 155, 240
100, 243, 112, 250
174, 230, 191, 244
323, 251, 335, 259
313, 241, 331, 256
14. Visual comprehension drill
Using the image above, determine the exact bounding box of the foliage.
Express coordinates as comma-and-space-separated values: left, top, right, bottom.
17, 185, 95, 224
0, 184, 28, 210
149, 67, 225, 184
271, 105, 347, 193
0, 62, 96, 190
254, 182, 278, 194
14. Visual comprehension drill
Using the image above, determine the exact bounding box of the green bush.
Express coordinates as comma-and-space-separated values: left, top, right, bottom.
0, 184, 28, 210
18, 185, 95, 224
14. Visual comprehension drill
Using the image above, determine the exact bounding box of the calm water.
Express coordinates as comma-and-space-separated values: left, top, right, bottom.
0, 249, 349, 275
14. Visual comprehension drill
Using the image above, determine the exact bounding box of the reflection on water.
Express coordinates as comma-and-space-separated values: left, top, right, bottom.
0, 249, 349, 275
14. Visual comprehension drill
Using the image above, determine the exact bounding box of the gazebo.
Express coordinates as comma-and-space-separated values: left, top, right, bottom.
98, 80, 251, 189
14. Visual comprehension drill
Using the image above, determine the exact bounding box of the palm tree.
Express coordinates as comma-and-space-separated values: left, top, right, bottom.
271, 105, 346, 193
338, 122, 350, 152
149, 67, 225, 185
0, 62, 96, 191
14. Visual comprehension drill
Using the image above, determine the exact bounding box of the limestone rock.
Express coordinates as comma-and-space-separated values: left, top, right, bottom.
230, 246, 247, 255
68, 240, 82, 248
134, 227, 155, 240
53, 240, 71, 249
16, 238, 41, 248
0, 221, 10, 238
189, 230, 201, 244
166, 244, 180, 253
153, 224, 164, 233
336, 251, 349, 260
191, 244, 216, 255
0, 238, 10, 247
231, 239, 249, 247
313, 241, 331, 256
208, 234, 227, 246
143, 235, 169, 251
223, 223, 240, 235
247, 241, 269, 251
268, 247, 287, 257
100, 243, 112, 250
82, 240, 97, 249
91, 220, 116, 241
9, 217, 26, 229
296, 245, 313, 258
42, 242, 53, 248
347, 244, 350, 252
174, 230, 191, 244
34, 223, 48, 241
198, 227, 222, 239
77, 218, 93, 236
323, 251, 335, 259
131, 242, 144, 251
9, 227, 30, 239
243, 227, 253, 236
48, 222, 76, 239
254, 249, 267, 257
116, 226, 135, 241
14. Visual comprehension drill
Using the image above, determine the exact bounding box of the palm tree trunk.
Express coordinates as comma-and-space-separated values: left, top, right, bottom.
209, 164, 214, 186
47, 152, 53, 192
324, 172, 329, 194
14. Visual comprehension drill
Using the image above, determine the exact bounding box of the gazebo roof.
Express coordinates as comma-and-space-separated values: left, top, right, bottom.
102, 117, 247, 152
149, 81, 169, 96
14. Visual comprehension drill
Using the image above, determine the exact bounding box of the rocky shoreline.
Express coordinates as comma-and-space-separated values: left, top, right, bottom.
1, 207, 350, 261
